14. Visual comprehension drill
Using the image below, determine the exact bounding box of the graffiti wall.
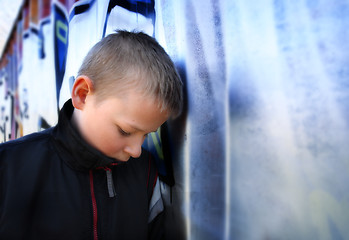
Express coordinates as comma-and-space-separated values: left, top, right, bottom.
1, 0, 349, 239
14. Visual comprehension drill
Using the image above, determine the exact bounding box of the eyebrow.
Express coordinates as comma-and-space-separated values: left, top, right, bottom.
126, 123, 158, 134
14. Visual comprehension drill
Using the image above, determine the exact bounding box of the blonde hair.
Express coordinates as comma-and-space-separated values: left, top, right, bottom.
77, 30, 183, 118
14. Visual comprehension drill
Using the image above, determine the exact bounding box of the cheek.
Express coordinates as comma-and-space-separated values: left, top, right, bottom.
99, 132, 125, 154
84, 121, 119, 151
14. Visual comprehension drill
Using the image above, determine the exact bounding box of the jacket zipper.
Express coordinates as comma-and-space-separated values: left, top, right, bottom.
89, 170, 98, 240
96, 164, 118, 198
89, 163, 118, 240
103, 167, 116, 198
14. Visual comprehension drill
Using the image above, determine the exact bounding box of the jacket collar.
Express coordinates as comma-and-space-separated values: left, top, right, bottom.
52, 99, 120, 171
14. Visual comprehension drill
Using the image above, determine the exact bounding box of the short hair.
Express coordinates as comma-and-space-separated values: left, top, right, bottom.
77, 30, 183, 118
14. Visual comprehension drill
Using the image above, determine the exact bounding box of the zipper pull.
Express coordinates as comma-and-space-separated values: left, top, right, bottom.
105, 168, 116, 198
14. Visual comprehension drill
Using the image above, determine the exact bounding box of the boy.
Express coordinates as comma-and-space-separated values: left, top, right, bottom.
0, 31, 183, 239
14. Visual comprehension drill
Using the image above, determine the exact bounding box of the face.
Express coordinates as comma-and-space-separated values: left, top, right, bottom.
73, 91, 169, 161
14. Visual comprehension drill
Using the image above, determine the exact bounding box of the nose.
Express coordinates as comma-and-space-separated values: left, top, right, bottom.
124, 137, 143, 158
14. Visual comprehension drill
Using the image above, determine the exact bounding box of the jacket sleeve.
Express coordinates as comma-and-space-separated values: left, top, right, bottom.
148, 210, 165, 240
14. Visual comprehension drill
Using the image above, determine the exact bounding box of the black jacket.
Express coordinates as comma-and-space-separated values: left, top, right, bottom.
0, 100, 164, 240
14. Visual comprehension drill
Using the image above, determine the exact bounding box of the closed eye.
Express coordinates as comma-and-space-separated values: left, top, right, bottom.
118, 127, 131, 136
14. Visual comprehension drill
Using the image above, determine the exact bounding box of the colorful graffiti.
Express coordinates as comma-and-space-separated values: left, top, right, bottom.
1, 0, 349, 239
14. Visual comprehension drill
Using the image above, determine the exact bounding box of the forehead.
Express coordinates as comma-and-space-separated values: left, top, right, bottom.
97, 92, 168, 132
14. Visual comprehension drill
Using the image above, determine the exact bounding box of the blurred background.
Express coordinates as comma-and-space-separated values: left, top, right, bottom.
1, 0, 349, 239
0, 0, 23, 56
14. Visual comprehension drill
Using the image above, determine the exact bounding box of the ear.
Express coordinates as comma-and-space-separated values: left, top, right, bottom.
71, 75, 94, 110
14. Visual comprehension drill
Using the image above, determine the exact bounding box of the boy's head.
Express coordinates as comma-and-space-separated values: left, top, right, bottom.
71, 30, 183, 161
76, 30, 183, 118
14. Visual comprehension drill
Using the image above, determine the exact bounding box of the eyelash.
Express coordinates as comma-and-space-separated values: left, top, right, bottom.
118, 127, 131, 136
117, 126, 150, 138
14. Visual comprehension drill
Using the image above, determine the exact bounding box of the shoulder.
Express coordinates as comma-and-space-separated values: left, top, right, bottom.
0, 128, 54, 158
126, 148, 157, 172
121, 148, 159, 196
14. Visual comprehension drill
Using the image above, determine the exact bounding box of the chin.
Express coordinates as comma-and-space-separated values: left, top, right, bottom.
118, 158, 130, 162
105, 152, 129, 162
113, 155, 130, 162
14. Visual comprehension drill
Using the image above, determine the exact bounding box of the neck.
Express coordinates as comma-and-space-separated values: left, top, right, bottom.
70, 109, 81, 132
